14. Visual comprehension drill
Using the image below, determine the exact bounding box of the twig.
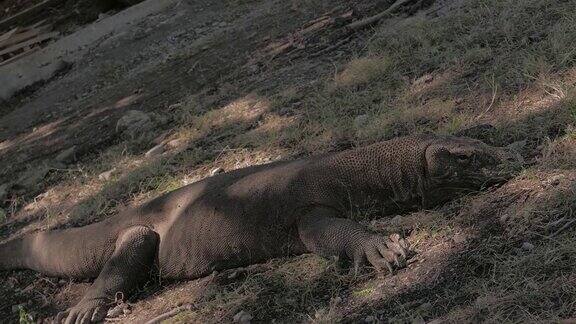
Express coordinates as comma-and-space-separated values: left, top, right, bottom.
549, 218, 576, 238
347, 0, 414, 31
144, 304, 193, 324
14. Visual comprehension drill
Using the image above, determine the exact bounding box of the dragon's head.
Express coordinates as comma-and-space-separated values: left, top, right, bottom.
424, 136, 522, 197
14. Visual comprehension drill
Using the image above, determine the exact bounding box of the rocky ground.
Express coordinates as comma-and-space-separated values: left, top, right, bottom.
2, 0, 576, 322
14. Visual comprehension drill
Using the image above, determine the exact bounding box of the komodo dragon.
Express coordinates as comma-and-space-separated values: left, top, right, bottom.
0, 134, 519, 323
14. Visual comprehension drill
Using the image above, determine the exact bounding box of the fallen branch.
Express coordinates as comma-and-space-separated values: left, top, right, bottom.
145, 304, 193, 324
347, 0, 414, 31
309, 35, 353, 58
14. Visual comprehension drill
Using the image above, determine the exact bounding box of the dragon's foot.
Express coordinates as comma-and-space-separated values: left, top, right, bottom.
55, 298, 109, 324
352, 233, 410, 275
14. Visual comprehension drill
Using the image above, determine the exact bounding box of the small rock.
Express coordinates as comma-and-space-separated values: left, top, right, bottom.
210, 167, 224, 176
145, 144, 166, 158
55, 146, 77, 164
97, 13, 110, 20
116, 110, 153, 138
521, 242, 534, 251
364, 315, 376, 323
58, 279, 67, 285
98, 168, 117, 181
499, 213, 510, 223
17, 166, 49, 189
354, 114, 369, 129
233, 310, 253, 324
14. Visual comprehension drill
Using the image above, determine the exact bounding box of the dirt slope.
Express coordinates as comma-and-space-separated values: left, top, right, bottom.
2, 0, 576, 322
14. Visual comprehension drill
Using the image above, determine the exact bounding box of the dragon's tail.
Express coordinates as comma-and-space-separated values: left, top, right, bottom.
0, 237, 27, 270
0, 222, 118, 278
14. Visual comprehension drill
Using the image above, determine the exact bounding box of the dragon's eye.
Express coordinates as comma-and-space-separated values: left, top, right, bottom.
455, 154, 470, 163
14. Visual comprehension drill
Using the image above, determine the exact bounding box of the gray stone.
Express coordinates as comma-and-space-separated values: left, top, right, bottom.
98, 168, 117, 181
233, 310, 253, 324
364, 315, 376, 323
116, 110, 153, 138
56, 146, 78, 164
97, 13, 110, 21
18, 166, 50, 189
145, 144, 166, 157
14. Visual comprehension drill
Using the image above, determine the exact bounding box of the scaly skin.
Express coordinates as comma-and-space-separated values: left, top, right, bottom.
0, 134, 520, 323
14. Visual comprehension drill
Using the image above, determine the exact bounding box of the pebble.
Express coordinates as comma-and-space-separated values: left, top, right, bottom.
116, 110, 153, 138
233, 310, 253, 323
364, 315, 376, 323
17, 166, 50, 189
55, 146, 77, 164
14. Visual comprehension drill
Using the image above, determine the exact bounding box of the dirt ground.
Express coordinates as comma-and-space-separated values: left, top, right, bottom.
2, 0, 576, 323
